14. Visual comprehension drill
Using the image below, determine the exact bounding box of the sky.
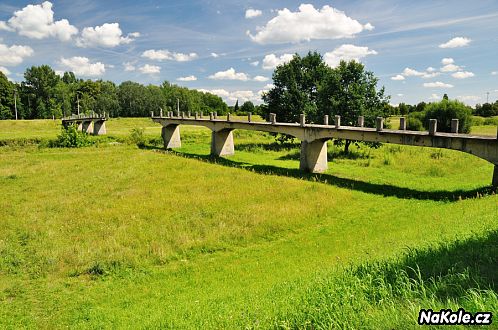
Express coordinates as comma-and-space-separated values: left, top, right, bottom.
0, 0, 497, 106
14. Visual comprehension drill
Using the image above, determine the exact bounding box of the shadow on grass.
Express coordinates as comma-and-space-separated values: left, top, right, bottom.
278, 148, 372, 161
235, 142, 300, 152
156, 148, 494, 202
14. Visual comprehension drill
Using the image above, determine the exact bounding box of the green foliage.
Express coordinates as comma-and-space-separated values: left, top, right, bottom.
51, 124, 90, 148
0, 71, 15, 119
423, 99, 473, 133
129, 127, 146, 147
474, 102, 498, 117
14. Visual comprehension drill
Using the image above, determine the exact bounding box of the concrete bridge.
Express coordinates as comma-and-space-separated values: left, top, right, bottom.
62, 113, 108, 135
152, 111, 498, 187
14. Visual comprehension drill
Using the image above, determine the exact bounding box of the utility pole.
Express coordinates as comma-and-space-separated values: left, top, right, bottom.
486, 92, 490, 104
177, 98, 179, 114
77, 92, 80, 115
14, 89, 18, 120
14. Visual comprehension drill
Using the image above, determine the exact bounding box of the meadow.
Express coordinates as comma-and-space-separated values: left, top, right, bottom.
0, 117, 497, 328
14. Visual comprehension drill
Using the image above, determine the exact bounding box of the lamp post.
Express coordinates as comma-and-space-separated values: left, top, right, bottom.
14, 89, 18, 120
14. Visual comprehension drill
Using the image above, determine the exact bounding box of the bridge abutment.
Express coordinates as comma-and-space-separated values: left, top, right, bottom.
300, 139, 328, 173
162, 125, 181, 149
211, 129, 235, 156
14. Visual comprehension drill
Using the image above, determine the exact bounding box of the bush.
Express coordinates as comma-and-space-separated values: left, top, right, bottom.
51, 124, 91, 148
129, 128, 146, 148
406, 111, 425, 131
423, 99, 472, 133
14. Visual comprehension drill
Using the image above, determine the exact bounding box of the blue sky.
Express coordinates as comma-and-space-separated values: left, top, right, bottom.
0, 0, 497, 106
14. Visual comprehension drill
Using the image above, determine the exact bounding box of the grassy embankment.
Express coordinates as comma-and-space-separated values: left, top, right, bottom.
0, 117, 497, 328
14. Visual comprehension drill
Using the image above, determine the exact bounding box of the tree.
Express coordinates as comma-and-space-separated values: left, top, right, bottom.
423, 99, 472, 133
0, 72, 15, 119
233, 100, 239, 113
23, 65, 60, 118
240, 101, 254, 114
443, 93, 449, 101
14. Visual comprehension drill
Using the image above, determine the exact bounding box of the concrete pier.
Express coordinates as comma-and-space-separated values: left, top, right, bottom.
211, 129, 234, 156
300, 139, 328, 173
93, 120, 106, 135
82, 121, 93, 134
162, 125, 181, 149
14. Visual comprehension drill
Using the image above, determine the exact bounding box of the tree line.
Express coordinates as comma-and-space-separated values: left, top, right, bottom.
0, 65, 230, 120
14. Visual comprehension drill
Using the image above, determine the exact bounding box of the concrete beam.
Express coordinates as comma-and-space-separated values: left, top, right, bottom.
93, 120, 106, 135
300, 139, 328, 173
211, 129, 234, 156
82, 120, 93, 134
162, 125, 181, 149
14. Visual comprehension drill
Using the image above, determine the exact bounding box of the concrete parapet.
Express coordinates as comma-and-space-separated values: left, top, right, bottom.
227, 113, 231, 121
399, 117, 406, 130
451, 119, 459, 133
324, 115, 329, 125
335, 115, 341, 128
299, 139, 328, 173
358, 116, 364, 127
376, 117, 384, 131
300, 114, 306, 127
429, 119, 437, 135
210, 112, 214, 120
248, 112, 252, 122
270, 113, 276, 124
162, 125, 181, 149
211, 129, 234, 156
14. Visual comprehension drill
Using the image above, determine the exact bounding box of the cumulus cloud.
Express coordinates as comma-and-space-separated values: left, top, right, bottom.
138, 64, 160, 74
441, 58, 454, 65
429, 93, 440, 100
391, 74, 405, 81
423, 81, 454, 88
198, 88, 260, 103
452, 71, 474, 79
0, 43, 34, 66
323, 44, 377, 67
60, 56, 105, 77
177, 75, 197, 81
440, 63, 461, 72
211, 52, 219, 58
253, 75, 269, 82
0, 66, 11, 75
245, 9, 262, 19
209, 68, 249, 81
250, 61, 259, 67
77, 23, 139, 48
262, 53, 294, 70
123, 62, 135, 72
142, 49, 198, 62
248, 4, 373, 44
0, 1, 78, 41
491, 71, 497, 75
457, 95, 480, 103
422, 72, 440, 79
403, 67, 424, 77
439, 37, 471, 48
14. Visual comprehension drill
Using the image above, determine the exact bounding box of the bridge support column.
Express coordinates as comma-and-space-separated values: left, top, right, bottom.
93, 120, 106, 135
492, 165, 498, 188
211, 129, 234, 156
162, 125, 181, 149
81, 120, 93, 134
300, 139, 328, 173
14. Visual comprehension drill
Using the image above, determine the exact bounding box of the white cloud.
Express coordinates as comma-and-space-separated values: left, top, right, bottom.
253, 75, 269, 82
250, 61, 259, 67
0, 43, 34, 66
245, 9, 262, 19
262, 53, 293, 70
60, 56, 105, 77
209, 68, 249, 81
426, 67, 436, 72
198, 88, 230, 98
403, 67, 424, 77
439, 37, 471, 48
440, 64, 461, 72
141, 49, 198, 62
429, 93, 440, 100
391, 74, 405, 81
324, 44, 377, 67
457, 95, 480, 103
211, 52, 219, 58
123, 62, 135, 72
77, 23, 138, 48
139, 64, 160, 74
177, 75, 197, 81
452, 71, 474, 79
0, 66, 11, 75
248, 4, 373, 44
397, 93, 403, 97
263, 83, 275, 89
441, 58, 454, 65
491, 71, 497, 75
423, 81, 454, 88
1, 1, 78, 41
422, 72, 440, 79
198, 88, 261, 104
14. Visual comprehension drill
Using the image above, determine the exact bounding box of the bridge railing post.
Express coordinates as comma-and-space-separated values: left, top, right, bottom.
451, 119, 459, 133
324, 115, 329, 125
181, 112, 185, 119
159, 109, 163, 117
429, 119, 437, 136
269, 113, 276, 124
210, 112, 214, 120
227, 113, 231, 122
248, 112, 252, 122
358, 116, 365, 127
214, 112, 217, 119
194, 112, 198, 120
399, 117, 406, 130
376, 117, 384, 131
335, 115, 341, 128
187, 111, 191, 118
300, 114, 306, 127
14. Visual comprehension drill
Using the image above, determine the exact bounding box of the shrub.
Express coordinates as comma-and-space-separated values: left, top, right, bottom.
423, 99, 472, 133
407, 117, 424, 131
51, 124, 91, 148
129, 128, 146, 148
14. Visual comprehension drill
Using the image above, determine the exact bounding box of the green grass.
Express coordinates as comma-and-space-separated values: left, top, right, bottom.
0, 118, 497, 328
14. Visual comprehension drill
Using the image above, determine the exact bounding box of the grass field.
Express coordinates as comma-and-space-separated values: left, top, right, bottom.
0, 118, 497, 328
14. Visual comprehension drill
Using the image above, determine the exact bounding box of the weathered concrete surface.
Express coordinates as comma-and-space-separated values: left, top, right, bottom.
300, 139, 328, 173
162, 125, 181, 149
211, 129, 235, 156
152, 116, 498, 185
81, 121, 93, 134
93, 120, 106, 135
